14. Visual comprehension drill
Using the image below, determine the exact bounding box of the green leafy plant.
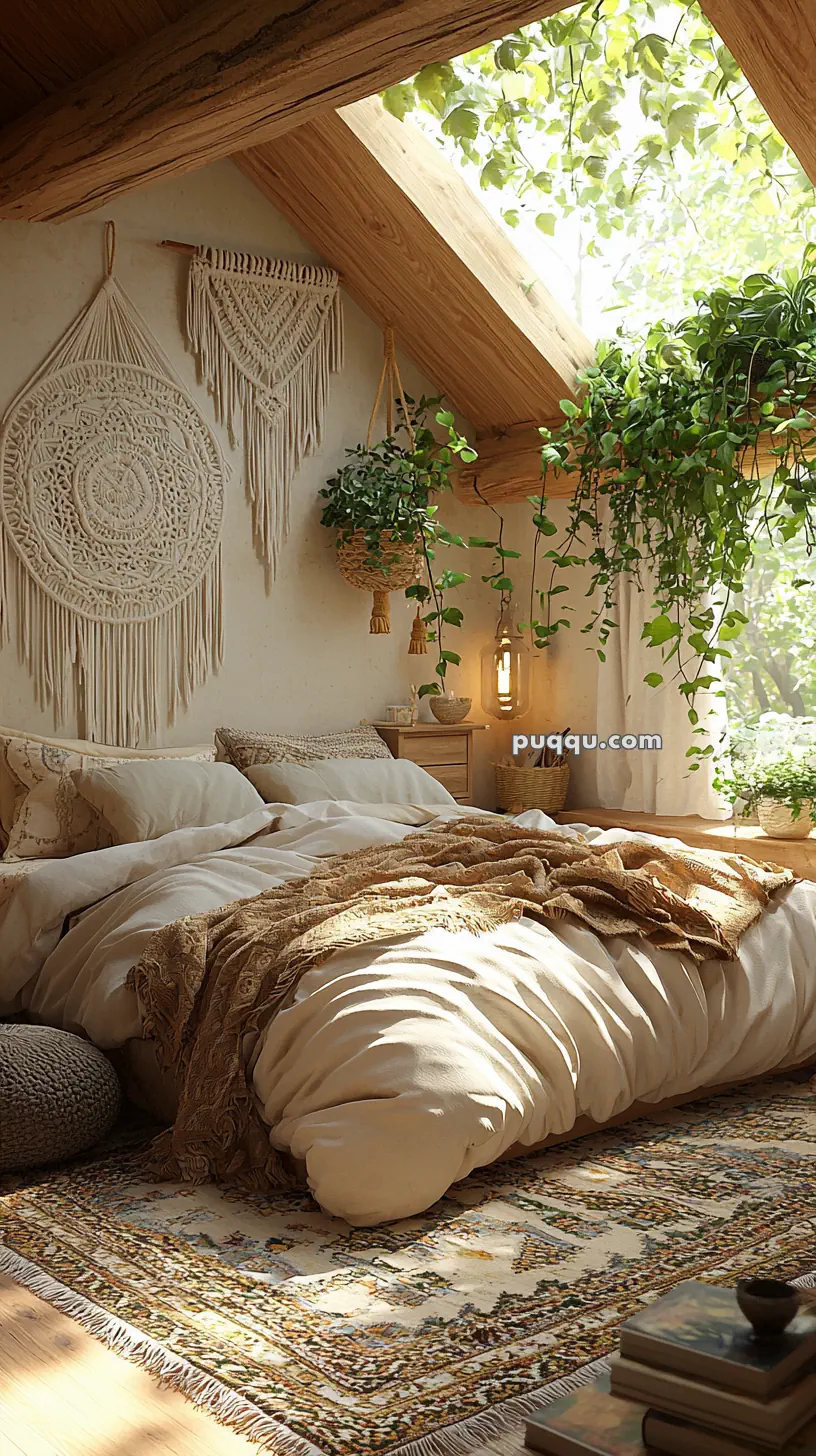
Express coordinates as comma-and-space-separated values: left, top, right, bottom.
468, 488, 522, 618
528, 250, 816, 765
320, 398, 477, 697
715, 752, 816, 824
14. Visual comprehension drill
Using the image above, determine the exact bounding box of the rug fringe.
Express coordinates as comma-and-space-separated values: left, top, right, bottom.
3, 1237, 814, 1456
0, 1243, 322, 1456
390, 1358, 612, 1456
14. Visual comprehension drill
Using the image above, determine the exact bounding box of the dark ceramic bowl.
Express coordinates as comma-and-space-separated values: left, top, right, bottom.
736, 1278, 799, 1339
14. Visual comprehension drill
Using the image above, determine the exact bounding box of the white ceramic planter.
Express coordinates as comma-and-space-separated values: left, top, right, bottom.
757, 798, 815, 838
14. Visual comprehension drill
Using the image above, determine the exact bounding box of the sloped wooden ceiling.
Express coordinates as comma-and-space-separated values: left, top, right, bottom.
237, 99, 593, 435
0, 0, 573, 222
0, 0, 199, 130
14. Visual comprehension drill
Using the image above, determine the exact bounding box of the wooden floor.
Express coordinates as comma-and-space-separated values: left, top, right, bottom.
0, 1273, 260, 1456
0, 1272, 528, 1455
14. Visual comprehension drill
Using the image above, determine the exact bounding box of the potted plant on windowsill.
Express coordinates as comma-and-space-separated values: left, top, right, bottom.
718, 753, 816, 838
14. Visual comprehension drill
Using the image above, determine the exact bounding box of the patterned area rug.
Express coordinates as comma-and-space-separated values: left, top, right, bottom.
1, 1077, 815, 1456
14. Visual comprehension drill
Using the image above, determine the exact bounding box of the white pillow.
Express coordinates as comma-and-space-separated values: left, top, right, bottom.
0, 727, 215, 860
71, 761, 264, 844
245, 757, 455, 806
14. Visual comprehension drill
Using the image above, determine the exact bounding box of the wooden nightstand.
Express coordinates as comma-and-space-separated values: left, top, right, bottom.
371, 722, 489, 805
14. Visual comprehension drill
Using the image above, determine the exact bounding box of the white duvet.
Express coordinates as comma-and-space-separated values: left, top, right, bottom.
2, 800, 816, 1225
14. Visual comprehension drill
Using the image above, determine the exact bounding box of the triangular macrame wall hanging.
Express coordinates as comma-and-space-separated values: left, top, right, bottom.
0, 224, 225, 747
186, 247, 343, 577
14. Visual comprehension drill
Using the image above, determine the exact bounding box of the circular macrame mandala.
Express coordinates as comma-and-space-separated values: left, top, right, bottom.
0, 265, 226, 745
1, 360, 222, 625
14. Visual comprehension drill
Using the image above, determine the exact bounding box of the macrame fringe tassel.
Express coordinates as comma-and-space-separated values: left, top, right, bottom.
0, 244, 226, 749
0, 541, 222, 746
409, 608, 429, 654
187, 252, 343, 579
370, 588, 391, 634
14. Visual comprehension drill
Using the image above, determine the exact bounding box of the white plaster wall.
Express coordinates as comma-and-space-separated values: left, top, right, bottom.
0, 159, 575, 808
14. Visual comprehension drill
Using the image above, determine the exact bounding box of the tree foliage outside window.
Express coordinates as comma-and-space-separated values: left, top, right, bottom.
384, 0, 815, 331
725, 534, 816, 725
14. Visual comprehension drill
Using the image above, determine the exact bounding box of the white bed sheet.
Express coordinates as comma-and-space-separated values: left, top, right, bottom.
2, 801, 815, 1225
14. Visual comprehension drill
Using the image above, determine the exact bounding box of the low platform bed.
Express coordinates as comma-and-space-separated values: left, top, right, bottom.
120, 1034, 815, 1166
3, 789, 815, 1226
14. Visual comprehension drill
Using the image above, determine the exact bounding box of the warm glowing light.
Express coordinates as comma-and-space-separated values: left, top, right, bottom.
497, 642, 512, 699
481, 613, 531, 720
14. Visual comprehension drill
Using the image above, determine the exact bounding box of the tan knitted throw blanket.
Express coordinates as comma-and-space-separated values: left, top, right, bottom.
128, 818, 793, 1190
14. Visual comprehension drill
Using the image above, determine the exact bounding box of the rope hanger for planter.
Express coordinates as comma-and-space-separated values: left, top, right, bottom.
338, 326, 427, 649
366, 325, 415, 451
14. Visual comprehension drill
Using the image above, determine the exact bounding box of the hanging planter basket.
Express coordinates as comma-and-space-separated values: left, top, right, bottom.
337, 531, 422, 634
333, 325, 428, 642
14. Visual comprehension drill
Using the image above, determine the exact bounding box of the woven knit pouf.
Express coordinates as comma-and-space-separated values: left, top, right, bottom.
0, 1024, 121, 1172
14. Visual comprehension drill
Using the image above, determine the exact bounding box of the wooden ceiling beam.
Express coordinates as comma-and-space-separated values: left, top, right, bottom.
452, 424, 570, 504
236, 99, 594, 432
0, 0, 575, 222
699, 0, 816, 184
452, 417, 794, 507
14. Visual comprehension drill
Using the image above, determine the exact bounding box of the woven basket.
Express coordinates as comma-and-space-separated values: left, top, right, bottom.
494, 761, 570, 815
757, 797, 814, 839
337, 531, 421, 634
430, 696, 471, 724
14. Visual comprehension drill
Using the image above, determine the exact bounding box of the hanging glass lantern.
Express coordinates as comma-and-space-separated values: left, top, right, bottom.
481, 609, 531, 720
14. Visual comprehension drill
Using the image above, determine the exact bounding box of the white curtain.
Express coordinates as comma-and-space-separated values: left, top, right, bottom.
595, 570, 730, 818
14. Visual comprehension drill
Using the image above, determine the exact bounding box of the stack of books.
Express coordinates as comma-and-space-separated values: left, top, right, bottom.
525, 1280, 816, 1455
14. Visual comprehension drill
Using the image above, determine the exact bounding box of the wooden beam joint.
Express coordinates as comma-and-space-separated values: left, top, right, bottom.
453, 422, 574, 505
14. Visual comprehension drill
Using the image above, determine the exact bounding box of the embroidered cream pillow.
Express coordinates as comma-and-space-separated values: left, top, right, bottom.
0, 729, 216, 860
71, 761, 263, 844
216, 724, 392, 771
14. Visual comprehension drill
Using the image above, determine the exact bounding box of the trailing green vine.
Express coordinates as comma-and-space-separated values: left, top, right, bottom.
529, 250, 816, 765
323, 258, 816, 746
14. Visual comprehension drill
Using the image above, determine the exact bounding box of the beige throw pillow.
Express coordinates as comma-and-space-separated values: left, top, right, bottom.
72, 761, 264, 844
216, 724, 392, 771
246, 757, 455, 806
0, 729, 216, 860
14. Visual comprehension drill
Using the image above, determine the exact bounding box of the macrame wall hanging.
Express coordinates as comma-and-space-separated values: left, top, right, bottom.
0, 224, 225, 747
185, 247, 343, 577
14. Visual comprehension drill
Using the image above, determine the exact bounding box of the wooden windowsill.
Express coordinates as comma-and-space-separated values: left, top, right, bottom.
556, 808, 816, 880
